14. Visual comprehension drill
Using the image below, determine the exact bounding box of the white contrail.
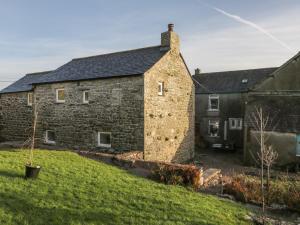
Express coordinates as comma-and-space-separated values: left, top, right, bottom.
212, 6, 294, 52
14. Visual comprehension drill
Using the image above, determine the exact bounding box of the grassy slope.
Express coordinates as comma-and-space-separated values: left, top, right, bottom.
0, 150, 250, 225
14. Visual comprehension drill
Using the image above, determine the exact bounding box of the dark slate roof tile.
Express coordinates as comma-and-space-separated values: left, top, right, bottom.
193, 67, 278, 94
0, 71, 52, 94
32, 45, 166, 84
0, 45, 167, 93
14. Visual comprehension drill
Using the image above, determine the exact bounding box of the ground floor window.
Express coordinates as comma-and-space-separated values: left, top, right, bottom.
229, 118, 243, 130
45, 130, 56, 144
97, 132, 111, 147
208, 120, 219, 137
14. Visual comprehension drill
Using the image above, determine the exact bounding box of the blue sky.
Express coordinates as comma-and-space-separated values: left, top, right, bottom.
1, 0, 300, 89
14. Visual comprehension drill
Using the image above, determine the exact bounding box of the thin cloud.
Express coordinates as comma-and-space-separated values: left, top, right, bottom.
211, 6, 295, 53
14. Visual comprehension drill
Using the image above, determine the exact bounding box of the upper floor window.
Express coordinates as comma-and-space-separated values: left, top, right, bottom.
83, 90, 89, 104
98, 132, 111, 148
208, 94, 219, 111
27, 93, 33, 106
56, 88, 65, 103
158, 82, 164, 96
229, 118, 243, 130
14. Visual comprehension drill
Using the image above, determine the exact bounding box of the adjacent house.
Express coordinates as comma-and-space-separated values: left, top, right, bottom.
0, 24, 195, 163
245, 52, 300, 167
193, 67, 277, 151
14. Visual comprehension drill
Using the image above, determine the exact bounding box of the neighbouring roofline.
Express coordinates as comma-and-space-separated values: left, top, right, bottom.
250, 51, 300, 91
193, 67, 278, 94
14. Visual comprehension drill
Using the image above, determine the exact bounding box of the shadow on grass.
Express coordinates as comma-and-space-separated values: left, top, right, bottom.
0, 170, 23, 178
0, 192, 119, 225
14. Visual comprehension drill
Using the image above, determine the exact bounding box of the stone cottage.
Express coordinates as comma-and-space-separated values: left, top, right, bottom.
0, 24, 195, 163
245, 52, 300, 167
193, 67, 277, 152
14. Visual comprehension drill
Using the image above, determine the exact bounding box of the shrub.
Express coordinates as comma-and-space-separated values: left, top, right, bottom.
152, 164, 202, 190
224, 174, 300, 212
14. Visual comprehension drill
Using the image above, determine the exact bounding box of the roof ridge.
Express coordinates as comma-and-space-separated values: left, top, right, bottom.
196, 67, 278, 76
26, 70, 53, 76
72, 45, 162, 61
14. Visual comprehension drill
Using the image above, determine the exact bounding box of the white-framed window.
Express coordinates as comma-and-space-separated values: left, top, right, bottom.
158, 81, 164, 96
56, 88, 65, 103
97, 132, 111, 148
208, 120, 219, 137
45, 130, 56, 144
229, 118, 243, 130
83, 90, 89, 104
208, 94, 219, 111
27, 93, 33, 106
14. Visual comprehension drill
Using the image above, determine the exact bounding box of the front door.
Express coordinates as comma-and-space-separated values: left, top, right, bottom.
297, 135, 300, 156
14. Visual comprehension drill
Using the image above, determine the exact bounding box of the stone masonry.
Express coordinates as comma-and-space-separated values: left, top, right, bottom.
34, 76, 144, 151
144, 26, 195, 163
0, 92, 33, 142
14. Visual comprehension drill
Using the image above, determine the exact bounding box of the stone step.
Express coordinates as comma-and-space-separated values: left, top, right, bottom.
202, 168, 221, 184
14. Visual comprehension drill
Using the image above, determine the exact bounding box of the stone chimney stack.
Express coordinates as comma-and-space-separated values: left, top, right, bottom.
161, 23, 180, 52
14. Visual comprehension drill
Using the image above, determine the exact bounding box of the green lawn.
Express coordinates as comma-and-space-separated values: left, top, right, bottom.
0, 150, 251, 225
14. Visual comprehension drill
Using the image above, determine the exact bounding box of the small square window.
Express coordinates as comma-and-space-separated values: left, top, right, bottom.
229, 118, 243, 130
56, 88, 65, 103
27, 93, 33, 106
208, 120, 219, 137
83, 91, 89, 104
45, 130, 56, 144
97, 132, 111, 148
158, 82, 164, 96
208, 95, 219, 111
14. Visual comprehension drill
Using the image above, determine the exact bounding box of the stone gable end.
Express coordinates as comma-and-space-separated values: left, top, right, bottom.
144, 50, 195, 163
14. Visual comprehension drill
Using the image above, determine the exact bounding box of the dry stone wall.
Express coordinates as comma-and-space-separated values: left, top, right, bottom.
0, 92, 33, 142
34, 76, 144, 151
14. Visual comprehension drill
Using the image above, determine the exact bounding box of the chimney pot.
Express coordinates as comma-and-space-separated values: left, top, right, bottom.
195, 68, 201, 75
168, 23, 174, 32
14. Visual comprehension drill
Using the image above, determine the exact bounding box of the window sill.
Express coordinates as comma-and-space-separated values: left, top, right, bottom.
208, 135, 220, 138
98, 144, 111, 148
44, 141, 56, 145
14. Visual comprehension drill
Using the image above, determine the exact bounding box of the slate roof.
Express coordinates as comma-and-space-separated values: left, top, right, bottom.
193, 67, 278, 94
0, 45, 167, 93
0, 71, 52, 94
32, 45, 166, 84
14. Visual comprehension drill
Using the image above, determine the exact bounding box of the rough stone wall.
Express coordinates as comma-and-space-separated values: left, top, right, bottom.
0, 92, 33, 142
34, 76, 144, 151
144, 50, 195, 163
